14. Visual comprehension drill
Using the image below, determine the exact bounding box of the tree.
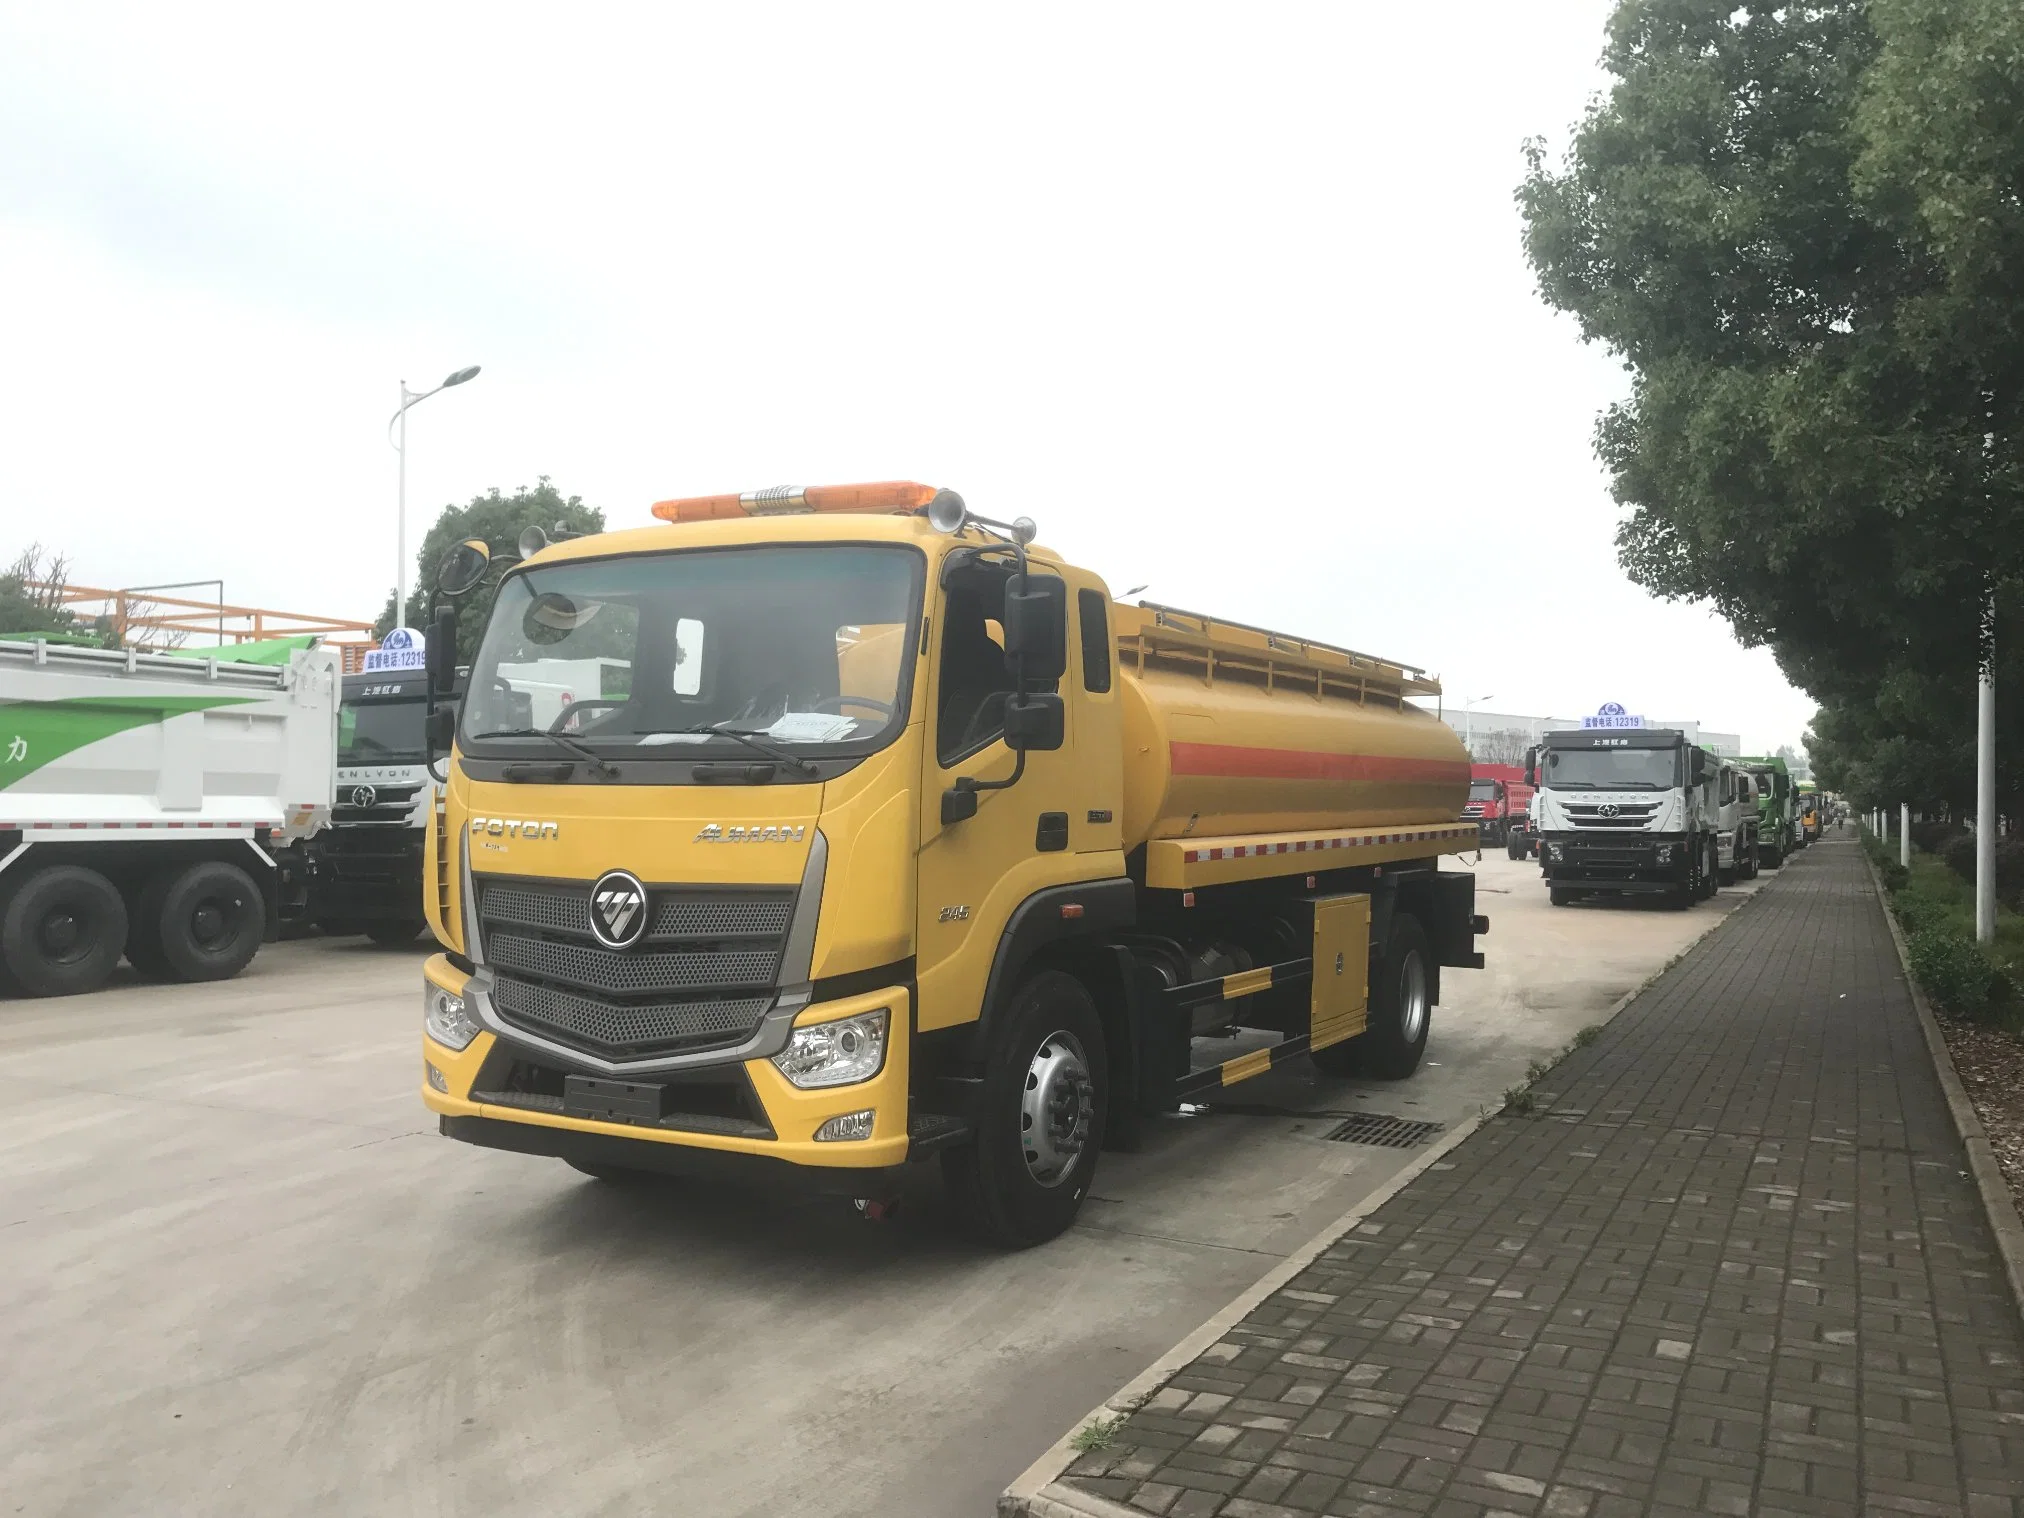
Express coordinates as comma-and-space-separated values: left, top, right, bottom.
0, 546, 113, 644
374, 479, 605, 663
1518, 0, 2024, 817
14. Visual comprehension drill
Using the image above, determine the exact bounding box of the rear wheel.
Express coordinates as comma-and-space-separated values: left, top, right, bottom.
1, 866, 128, 996
145, 861, 264, 982
1311, 914, 1432, 1080
1506, 833, 1523, 860
942, 970, 1106, 1248
365, 919, 428, 946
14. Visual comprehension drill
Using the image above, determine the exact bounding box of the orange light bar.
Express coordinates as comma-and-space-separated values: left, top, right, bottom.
651, 480, 939, 523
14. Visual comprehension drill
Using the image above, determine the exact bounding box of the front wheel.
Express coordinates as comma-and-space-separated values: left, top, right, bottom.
941, 970, 1106, 1248
365, 919, 428, 946
1549, 887, 1574, 907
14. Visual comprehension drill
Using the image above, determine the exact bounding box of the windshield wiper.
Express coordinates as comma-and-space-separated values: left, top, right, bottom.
657, 723, 820, 779
470, 727, 620, 780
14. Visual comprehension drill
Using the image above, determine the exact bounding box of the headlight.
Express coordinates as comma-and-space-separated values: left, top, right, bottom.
1655, 844, 1675, 864
425, 984, 480, 1051
1547, 843, 1564, 862
771, 1008, 889, 1089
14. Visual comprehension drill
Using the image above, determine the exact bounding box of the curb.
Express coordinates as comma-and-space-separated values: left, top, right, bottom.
1863, 851, 2024, 1320
998, 872, 1771, 1517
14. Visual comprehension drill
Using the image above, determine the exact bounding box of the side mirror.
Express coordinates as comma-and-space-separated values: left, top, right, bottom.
1689, 749, 1710, 784
1003, 692, 1065, 752
426, 704, 457, 757
1002, 573, 1067, 685
437, 538, 491, 597
427, 604, 459, 694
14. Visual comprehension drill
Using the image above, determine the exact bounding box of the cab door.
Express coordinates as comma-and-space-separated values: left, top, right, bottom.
913, 556, 1101, 1033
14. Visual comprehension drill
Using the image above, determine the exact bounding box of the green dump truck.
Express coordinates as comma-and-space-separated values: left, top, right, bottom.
1735, 756, 1796, 868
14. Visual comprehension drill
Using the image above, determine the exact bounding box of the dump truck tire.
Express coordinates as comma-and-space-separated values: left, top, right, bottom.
2, 865, 128, 997
149, 860, 263, 982
942, 970, 1106, 1249
366, 920, 428, 946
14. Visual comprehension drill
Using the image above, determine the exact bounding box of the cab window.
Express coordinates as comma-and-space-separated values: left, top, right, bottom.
937, 562, 1016, 765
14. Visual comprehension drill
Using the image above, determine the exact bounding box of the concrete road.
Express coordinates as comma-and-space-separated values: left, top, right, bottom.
0, 854, 1769, 1518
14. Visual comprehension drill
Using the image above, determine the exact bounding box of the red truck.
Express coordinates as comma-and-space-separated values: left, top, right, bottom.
1462, 763, 1535, 854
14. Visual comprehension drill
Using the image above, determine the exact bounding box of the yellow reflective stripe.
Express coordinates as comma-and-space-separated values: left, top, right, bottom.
1221, 967, 1275, 1001
1221, 1048, 1274, 1086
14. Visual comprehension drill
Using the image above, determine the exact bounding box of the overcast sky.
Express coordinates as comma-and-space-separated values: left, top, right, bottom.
0, 2, 1815, 754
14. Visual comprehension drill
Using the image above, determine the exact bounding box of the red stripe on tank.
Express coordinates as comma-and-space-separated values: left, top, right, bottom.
1168, 743, 1470, 785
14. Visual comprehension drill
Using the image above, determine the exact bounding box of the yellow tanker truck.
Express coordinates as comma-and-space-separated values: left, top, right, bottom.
416, 481, 1485, 1245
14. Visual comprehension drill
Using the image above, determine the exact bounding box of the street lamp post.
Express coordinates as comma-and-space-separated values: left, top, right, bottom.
1461, 695, 1494, 758
388, 365, 481, 633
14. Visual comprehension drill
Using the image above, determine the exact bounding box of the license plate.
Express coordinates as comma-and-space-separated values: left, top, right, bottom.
562, 1075, 665, 1125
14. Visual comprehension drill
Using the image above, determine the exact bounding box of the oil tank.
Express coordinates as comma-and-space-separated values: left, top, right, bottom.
1113, 605, 1470, 848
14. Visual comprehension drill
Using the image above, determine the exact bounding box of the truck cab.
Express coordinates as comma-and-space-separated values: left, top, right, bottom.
310, 671, 457, 944
1530, 727, 1719, 908
1461, 763, 1533, 852
1705, 760, 1759, 885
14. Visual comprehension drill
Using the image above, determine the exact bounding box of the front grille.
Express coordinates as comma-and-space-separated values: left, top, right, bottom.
333, 783, 425, 825
488, 930, 778, 996
493, 977, 774, 1060
478, 876, 794, 1059
1561, 802, 1660, 829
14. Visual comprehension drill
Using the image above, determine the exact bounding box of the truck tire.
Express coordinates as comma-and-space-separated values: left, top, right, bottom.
1701, 841, 1720, 900
1506, 833, 1523, 860
146, 860, 264, 982
124, 875, 172, 979
1, 865, 129, 997
365, 920, 428, 946
1359, 914, 1433, 1079
941, 970, 1106, 1249
1760, 842, 1782, 870
1311, 914, 1432, 1080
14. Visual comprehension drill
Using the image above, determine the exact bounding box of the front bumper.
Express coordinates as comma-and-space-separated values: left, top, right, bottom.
421, 954, 921, 1175
1539, 831, 1690, 892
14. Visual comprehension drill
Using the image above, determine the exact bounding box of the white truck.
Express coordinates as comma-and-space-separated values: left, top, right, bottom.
0, 637, 339, 995
309, 669, 442, 945
1709, 761, 1761, 886
1529, 726, 1722, 909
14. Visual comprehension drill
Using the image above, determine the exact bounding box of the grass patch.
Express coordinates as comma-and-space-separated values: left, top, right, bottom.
1572, 1024, 1603, 1048
1874, 843, 2024, 1031
1071, 1415, 1125, 1453
1503, 1085, 1536, 1116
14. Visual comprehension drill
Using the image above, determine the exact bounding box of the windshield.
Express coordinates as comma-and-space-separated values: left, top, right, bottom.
1468, 780, 1498, 800
1541, 746, 1681, 790
460, 545, 922, 755
339, 698, 427, 766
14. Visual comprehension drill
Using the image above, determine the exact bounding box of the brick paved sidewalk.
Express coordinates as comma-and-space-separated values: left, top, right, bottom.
1039, 840, 2024, 1518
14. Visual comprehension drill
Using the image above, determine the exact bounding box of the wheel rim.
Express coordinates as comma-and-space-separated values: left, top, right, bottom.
1020, 1029, 1094, 1188
188, 893, 243, 953
38, 906, 89, 964
1397, 951, 1429, 1044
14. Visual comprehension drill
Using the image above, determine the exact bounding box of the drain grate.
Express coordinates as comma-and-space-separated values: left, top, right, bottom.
1321, 1113, 1443, 1148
